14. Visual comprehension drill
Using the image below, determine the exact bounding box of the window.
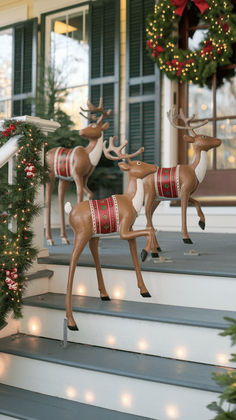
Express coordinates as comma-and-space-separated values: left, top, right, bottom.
45, 6, 89, 129
178, 7, 236, 203
0, 28, 12, 119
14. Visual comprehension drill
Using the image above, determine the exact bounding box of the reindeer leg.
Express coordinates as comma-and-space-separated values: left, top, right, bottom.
58, 179, 70, 244
66, 231, 90, 330
189, 197, 205, 230
181, 189, 193, 244
89, 237, 110, 300
119, 220, 153, 263
45, 175, 55, 246
128, 239, 151, 297
148, 200, 162, 256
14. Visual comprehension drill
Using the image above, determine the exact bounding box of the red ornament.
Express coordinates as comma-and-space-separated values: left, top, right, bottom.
5, 268, 18, 291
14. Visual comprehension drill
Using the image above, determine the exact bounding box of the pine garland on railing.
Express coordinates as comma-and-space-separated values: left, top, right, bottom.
0, 120, 49, 327
208, 317, 236, 419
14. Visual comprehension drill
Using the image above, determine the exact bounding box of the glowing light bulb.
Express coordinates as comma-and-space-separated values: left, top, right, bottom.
85, 391, 95, 403
216, 353, 229, 365
66, 386, 77, 399
228, 155, 235, 164
28, 317, 41, 334
175, 346, 187, 359
121, 393, 132, 407
113, 288, 124, 299
106, 335, 116, 346
138, 339, 149, 351
77, 285, 86, 296
166, 404, 179, 418
201, 104, 207, 110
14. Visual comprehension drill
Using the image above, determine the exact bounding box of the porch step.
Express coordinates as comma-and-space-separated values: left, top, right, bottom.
0, 384, 150, 420
21, 293, 235, 366
43, 263, 236, 311
0, 270, 53, 340
0, 334, 227, 419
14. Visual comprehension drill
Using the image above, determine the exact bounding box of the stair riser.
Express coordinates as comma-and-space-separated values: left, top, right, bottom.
23, 276, 49, 298
48, 264, 236, 311
0, 353, 220, 420
20, 306, 233, 367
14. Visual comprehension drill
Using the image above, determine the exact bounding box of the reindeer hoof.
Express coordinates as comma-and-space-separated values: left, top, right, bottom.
141, 291, 151, 298
141, 249, 148, 262
183, 238, 193, 244
67, 324, 79, 331
199, 221, 205, 230
47, 239, 54, 246
61, 237, 70, 245
157, 247, 162, 252
151, 252, 159, 258
101, 296, 111, 301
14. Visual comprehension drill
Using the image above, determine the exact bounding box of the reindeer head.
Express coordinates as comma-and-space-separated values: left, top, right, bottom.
79, 98, 111, 140
167, 107, 221, 152
103, 136, 157, 179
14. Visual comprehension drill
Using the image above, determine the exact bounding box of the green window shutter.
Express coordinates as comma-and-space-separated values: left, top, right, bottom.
126, 0, 161, 165
12, 19, 37, 117
89, 0, 119, 137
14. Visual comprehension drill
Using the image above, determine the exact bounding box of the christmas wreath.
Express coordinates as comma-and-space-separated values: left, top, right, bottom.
146, 0, 236, 86
0, 121, 48, 327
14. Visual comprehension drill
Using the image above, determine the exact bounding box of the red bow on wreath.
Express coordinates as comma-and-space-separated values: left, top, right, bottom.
5, 268, 18, 291
171, 0, 209, 16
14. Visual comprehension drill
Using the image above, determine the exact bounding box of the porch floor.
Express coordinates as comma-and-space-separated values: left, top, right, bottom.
41, 229, 236, 278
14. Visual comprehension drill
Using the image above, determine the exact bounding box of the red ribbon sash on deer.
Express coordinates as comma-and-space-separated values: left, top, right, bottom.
89, 196, 120, 235
54, 147, 77, 180
171, 0, 209, 16
156, 167, 179, 198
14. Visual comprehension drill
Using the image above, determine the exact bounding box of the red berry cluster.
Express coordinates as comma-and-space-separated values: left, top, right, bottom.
2, 123, 18, 137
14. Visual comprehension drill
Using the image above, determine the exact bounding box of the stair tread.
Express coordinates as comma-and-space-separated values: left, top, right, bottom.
0, 334, 228, 393
23, 293, 236, 329
0, 383, 150, 420
27, 269, 54, 282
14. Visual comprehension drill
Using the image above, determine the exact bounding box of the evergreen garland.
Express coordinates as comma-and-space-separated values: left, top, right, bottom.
146, 0, 236, 86
0, 120, 48, 327
208, 317, 236, 419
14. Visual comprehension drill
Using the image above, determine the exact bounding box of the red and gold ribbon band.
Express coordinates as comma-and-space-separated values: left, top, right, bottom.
156, 167, 179, 198
89, 195, 119, 235
54, 147, 76, 180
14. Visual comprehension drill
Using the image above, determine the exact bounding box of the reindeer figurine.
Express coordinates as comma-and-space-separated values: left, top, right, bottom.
143, 108, 221, 255
45, 98, 111, 245
65, 136, 157, 330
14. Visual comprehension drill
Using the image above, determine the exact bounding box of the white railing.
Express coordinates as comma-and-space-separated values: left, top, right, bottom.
0, 115, 60, 263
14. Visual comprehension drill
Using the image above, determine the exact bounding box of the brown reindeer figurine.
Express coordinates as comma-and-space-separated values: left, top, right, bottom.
65, 136, 157, 330
45, 98, 111, 245
143, 108, 221, 255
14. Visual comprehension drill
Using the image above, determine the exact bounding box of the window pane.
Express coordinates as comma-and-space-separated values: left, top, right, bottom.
216, 119, 236, 169
51, 10, 89, 89
188, 29, 208, 51
59, 85, 88, 130
189, 84, 213, 119
0, 28, 12, 100
0, 100, 11, 119
187, 122, 214, 169
216, 75, 236, 118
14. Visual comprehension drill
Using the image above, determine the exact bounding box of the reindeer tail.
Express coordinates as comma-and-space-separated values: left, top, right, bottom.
65, 202, 72, 214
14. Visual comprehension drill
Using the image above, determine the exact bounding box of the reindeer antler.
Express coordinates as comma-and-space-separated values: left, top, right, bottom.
103, 136, 144, 161
80, 97, 112, 124
167, 107, 208, 134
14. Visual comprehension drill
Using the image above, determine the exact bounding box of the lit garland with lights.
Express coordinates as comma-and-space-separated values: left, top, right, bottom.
146, 0, 236, 86
0, 121, 49, 327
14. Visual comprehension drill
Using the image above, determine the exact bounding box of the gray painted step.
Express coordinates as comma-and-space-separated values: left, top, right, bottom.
27, 270, 54, 282
40, 230, 236, 278
0, 384, 151, 420
23, 293, 236, 330
0, 334, 229, 393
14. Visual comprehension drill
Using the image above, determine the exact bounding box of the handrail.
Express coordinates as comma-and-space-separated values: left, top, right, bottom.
0, 115, 60, 168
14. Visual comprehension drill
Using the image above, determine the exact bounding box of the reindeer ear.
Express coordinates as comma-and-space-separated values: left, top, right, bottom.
101, 122, 109, 131
118, 161, 130, 172
183, 134, 194, 143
